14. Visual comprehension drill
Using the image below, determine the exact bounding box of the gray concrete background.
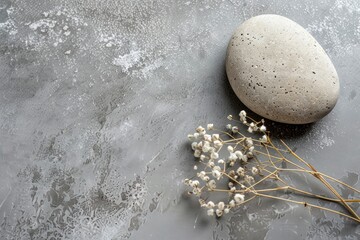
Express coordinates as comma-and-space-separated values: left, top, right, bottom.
0, 0, 359, 239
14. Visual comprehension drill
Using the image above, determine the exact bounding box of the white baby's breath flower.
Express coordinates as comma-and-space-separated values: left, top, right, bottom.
211, 151, 219, 159
251, 166, 259, 175
227, 115, 233, 120
241, 155, 248, 162
215, 209, 223, 217
208, 179, 216, 190
224, 208, 230, 214
213, 165, 221, 171
196, 127, 206, 136
213, 140, 223, 148
208, 161, 215, 168
197, 171, 206, 178
216, 209, 223, 217
226, 124, 232, 130
199, 199, 206, 207
193, 132, 200, 139
234, 194, 245, 204
249, 146, 254, 152
207, 209, 214, 216
245, 138, 253, 147
218, 159, 225, 164
207, 201, 215, 208
194, 150, 201, 158
184, 178, 190, 185
193, 187, 202, 196
194, 165, 198, 170
191, 142, 198, 150
227, 145, 234, 153
247, 126, 253, 133
207, 123, 214, 130
259, 125, 266, 132
188, 134, 195, 141
196, 126, 205, 133
190, 180, 200, 187
231, 126, 238, 133
229, 200, 236, 208
239, 110, 246, 122
235, 150, 243, 158
200, 154, 207, 161
204, 134, 212, 142
203, 176, 210, 181
247, 151, 254, 159
245, 175, 255, 184
229, 153, 237, 161
212, 169, 222, 180
212, 134, 220, 140
218, 201, 225, 211
260, 135, 268, 143
202, 142, 211, 152
236, 167, 245, 177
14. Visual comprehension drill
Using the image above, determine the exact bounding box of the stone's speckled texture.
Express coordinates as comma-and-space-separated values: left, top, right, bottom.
226, 14, 340, 124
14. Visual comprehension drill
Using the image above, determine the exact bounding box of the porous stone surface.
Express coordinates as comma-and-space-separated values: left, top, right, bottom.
226, 14, 340, 124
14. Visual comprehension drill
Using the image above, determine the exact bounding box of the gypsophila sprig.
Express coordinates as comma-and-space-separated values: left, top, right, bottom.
184, 110, 360, 223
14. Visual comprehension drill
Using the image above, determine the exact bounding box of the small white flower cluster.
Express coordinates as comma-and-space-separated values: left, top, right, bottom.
239, 111, 268, 143
184, 110, 267, 217
197, 192, 245, 217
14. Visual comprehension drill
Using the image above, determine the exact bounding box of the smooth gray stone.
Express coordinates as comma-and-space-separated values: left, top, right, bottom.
226, 14, 340, 124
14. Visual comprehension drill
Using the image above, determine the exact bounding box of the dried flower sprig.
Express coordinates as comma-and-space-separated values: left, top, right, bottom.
184, 110, 360, 222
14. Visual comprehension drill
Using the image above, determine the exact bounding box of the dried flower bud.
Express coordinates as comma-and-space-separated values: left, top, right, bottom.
207, 123, 214, 130
232, 126, 239, 133
234, 194, 245, 204
207, 201, 215, 208
251, 166, 259, 175
207, 209, 214, 216
259, 125, 266, 132
211, 151, 219, 159
229, 200, 236, 208
218, 201, 225, 211
216, 209, 223, 217
208, 179, 216, 190
194, 150, 201, 158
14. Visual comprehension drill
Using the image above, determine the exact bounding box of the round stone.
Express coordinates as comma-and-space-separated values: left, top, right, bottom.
226, 14, 340, 124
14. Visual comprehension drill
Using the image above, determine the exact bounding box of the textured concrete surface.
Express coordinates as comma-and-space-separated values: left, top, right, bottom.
0, 0, 359, 239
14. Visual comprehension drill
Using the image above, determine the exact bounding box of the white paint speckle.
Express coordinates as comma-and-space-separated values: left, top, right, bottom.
112, 50, 144, 73
29, 19, 57, 31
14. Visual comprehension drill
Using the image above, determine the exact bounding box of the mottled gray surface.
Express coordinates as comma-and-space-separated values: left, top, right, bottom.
0, 0, 359, 239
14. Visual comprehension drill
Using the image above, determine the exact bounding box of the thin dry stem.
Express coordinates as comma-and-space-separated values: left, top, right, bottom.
254, 192, 360, 223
